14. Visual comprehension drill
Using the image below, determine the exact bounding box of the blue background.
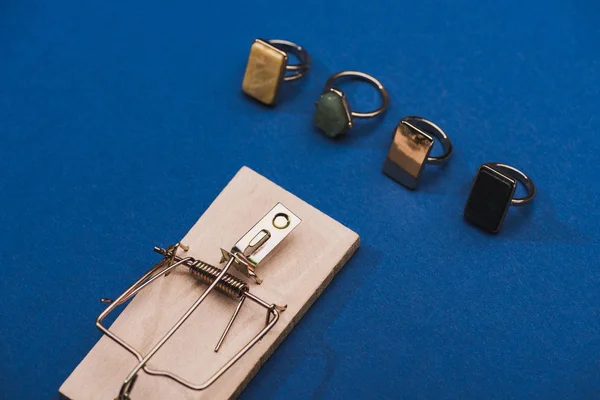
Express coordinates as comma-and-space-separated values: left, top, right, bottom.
1, 0, 599, 398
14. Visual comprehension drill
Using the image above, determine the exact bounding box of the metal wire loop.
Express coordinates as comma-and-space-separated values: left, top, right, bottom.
96, 247, 284, 398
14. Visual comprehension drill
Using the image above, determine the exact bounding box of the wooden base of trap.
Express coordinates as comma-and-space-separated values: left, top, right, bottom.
59, 166, 359, 400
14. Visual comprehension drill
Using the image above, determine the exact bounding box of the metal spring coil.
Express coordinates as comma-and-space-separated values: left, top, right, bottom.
188, 259, 248, 299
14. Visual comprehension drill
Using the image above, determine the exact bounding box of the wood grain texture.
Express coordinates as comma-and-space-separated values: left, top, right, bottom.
60, 166, 360, 400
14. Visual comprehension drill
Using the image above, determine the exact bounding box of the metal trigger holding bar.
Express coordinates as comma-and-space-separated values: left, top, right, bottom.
96, 203, 301, 400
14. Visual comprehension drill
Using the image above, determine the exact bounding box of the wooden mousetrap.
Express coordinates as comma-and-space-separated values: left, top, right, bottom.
60, 166, 360, 400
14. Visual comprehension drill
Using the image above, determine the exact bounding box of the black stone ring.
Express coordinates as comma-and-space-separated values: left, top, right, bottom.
464, 162, 536, 233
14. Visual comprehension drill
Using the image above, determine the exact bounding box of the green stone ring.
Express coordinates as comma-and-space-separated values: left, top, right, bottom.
313, 70, 390, 138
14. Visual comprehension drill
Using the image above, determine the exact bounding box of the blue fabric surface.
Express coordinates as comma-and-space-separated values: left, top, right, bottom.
1, 0, 599, 398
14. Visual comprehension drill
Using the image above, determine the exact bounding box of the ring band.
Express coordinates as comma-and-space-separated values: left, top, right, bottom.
324, 71, 389, 118
242, 38, 310, 105
314, 70, 389, 138
484, 162, 536, 206
266, 40, 311, 82
464, 162, 536, 233
383, 116, 452, 189
400, 116, 452, 165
